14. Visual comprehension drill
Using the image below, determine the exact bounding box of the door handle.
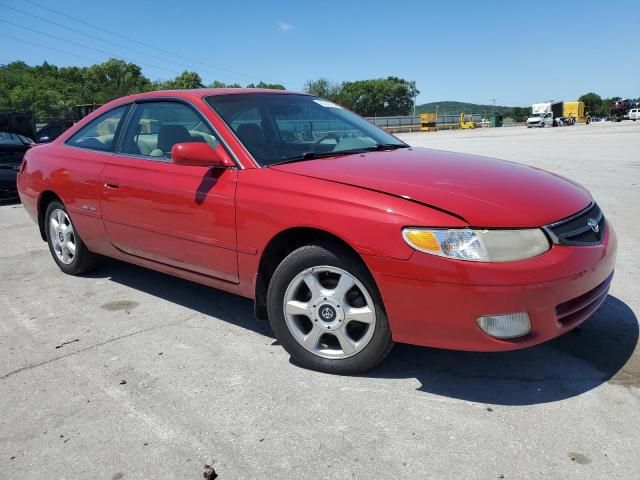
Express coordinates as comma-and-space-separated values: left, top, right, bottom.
104, 177, 119, 189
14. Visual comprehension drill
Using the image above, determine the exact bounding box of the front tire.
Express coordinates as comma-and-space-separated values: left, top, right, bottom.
267, 244, 393, 374
45, 201, 97, 275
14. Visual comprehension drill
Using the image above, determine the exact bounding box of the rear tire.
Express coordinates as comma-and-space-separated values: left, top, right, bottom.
267, 244, 393, 374
45, 200, 97, 275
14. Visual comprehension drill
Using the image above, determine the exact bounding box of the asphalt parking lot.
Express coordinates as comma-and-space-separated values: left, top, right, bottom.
1, 121, 639, 479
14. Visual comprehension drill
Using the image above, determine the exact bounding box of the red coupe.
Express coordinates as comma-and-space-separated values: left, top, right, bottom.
17, 89, 617, 374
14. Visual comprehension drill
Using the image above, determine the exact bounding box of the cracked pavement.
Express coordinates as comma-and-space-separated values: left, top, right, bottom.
1, 121, 639, 479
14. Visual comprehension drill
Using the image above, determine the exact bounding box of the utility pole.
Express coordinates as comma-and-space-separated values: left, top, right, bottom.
491, 98, 496, 116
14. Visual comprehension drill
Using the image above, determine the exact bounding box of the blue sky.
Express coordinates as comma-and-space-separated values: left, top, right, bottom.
1, 0, 638, 106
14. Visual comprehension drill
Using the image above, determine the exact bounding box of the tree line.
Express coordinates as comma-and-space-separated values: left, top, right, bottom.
0, 59, 419, 120
0, 59, 285, 119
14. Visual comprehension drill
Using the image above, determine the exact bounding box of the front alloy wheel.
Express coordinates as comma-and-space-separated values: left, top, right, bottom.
267, 244, 393, 374
284, 266, 376, 359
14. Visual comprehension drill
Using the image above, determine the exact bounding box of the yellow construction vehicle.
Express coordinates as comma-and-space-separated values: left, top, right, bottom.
420, 113, 437, 132
459, 113, 476, 129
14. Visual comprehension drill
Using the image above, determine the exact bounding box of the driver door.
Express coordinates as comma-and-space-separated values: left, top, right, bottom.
99, 100, 239, 283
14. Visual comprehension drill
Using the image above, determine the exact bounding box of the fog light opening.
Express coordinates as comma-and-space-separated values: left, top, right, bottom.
476, 312, 531, 339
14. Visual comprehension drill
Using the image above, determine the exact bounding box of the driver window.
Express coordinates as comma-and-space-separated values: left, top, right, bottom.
121, 102, 218, 160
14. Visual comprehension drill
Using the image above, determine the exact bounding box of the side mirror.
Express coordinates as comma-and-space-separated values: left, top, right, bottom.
171, 142, 235, 168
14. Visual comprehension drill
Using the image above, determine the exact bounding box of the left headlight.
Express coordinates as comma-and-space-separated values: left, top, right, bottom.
402, 228, 550, 262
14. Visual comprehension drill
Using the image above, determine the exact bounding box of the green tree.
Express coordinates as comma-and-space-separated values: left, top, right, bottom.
579, 92, 604, 116
83, 58, 152, 103
161, 70, 204, 90
208, 80, 242, 88
336, 76, 419, 116
303, 78, 340, 101
246, 81, 286, 90
510, 106, 531, 122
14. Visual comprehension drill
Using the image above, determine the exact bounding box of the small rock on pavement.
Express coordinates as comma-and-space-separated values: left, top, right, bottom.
203, 464, 218, 479
120, 380, 127, 385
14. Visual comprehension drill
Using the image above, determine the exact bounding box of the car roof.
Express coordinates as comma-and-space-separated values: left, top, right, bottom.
114, 88, 307, 104
93, 88, 310, 116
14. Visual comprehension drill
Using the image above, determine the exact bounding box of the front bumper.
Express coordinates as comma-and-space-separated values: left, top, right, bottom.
364, 225, 617, 351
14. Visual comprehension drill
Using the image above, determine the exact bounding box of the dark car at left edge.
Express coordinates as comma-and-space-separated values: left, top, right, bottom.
0, 131, 33, 202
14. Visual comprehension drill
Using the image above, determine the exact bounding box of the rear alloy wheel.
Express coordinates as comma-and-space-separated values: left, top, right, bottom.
267, 244, 393, 374
49, 208, 76, 265
45, 201, 97, 275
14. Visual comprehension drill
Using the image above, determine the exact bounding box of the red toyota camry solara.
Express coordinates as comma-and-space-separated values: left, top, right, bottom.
17, 89, 617, 374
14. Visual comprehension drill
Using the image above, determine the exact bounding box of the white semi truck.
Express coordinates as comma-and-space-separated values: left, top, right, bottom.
526, 101, 563, 128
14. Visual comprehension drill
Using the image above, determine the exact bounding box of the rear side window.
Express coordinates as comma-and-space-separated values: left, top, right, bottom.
66, 106, 129, 152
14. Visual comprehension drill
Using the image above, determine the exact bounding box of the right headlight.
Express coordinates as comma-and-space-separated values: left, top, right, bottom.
402, 228, 550, 262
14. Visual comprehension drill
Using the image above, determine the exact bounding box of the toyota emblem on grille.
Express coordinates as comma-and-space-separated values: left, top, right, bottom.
587, 218, 599, 233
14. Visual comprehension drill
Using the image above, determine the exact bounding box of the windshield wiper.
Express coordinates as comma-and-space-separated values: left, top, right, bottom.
269, 150, 363, 166
365, 143, 409, 151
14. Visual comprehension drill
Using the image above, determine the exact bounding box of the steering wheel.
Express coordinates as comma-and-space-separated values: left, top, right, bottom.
314, 132, 341, 145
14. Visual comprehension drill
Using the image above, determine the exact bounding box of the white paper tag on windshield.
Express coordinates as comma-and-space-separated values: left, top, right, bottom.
313, 99, 342, 108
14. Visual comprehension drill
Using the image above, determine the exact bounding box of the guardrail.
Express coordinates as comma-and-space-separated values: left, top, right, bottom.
365, 114, 495, 133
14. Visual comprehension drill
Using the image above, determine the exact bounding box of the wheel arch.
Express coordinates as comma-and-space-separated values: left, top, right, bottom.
37, 190, 63, 241
254, 227, 372, 320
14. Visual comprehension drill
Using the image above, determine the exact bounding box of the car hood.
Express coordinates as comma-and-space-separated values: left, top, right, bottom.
271, 148, 592, 227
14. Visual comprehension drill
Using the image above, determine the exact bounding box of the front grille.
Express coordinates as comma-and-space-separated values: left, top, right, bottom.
555, 273, 612, 326
544, 202, 605, 246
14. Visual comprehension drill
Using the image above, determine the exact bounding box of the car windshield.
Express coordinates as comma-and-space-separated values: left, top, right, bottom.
205, 93, 407, 166
530, 113, 542, 118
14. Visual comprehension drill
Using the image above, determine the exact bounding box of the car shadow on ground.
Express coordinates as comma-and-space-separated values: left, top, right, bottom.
91, 258, 637, 406
89, 257, 271, 337
368, 295, 639, 405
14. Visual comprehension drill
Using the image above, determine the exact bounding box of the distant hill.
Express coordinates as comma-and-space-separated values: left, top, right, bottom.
415, 101, 515, 116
